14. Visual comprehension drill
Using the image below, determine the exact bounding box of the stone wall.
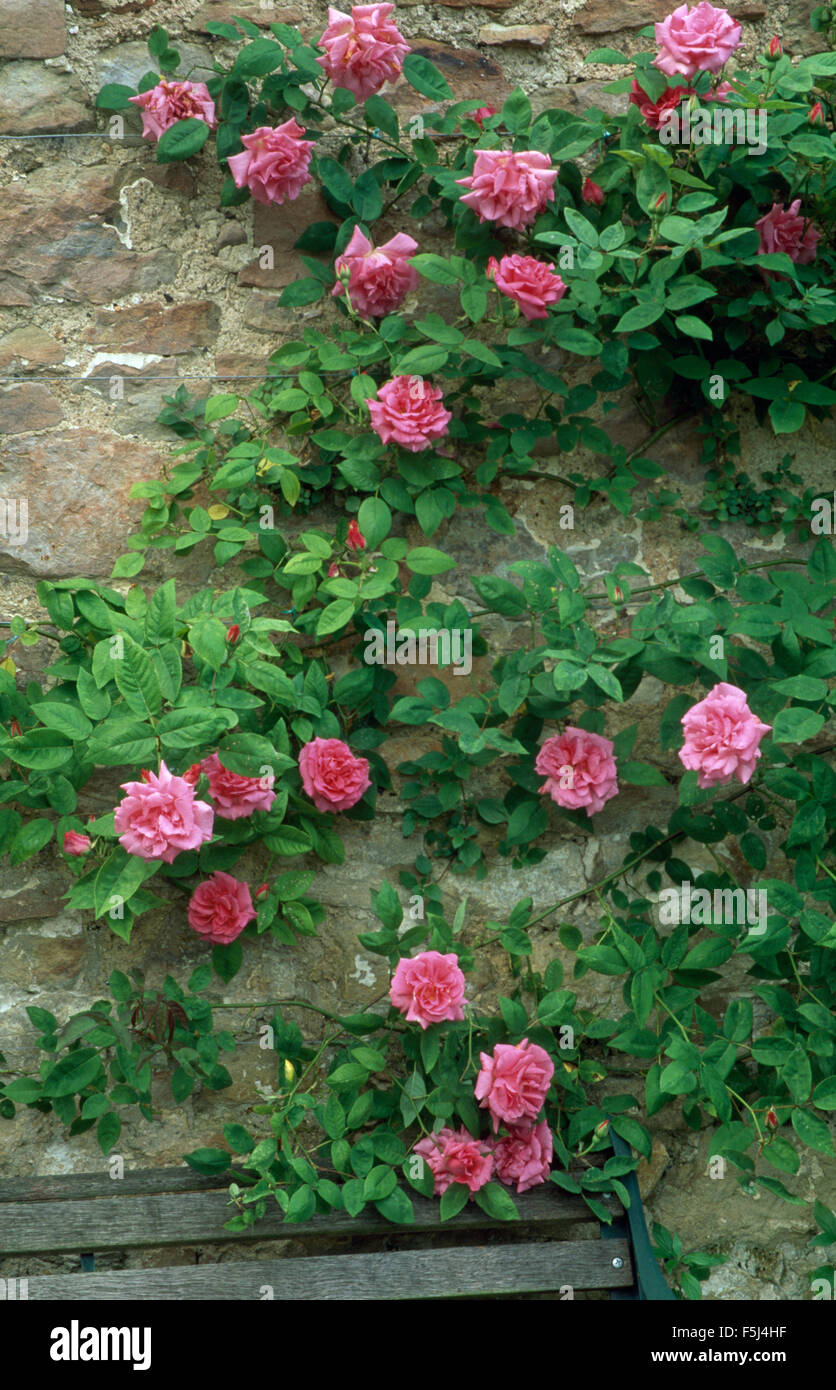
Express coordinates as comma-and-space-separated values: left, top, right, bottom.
1, 0, 834, 1298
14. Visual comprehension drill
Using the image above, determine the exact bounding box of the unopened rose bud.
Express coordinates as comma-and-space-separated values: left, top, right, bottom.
255, 882, 269, 900
809, 101, 825, 124
472, 105, 495, 129
140, 768, 152, 782
582, 177, 604, 206
182, 763, 202, 786
768, 35, 782, 58
594, 1119, 610, 1137
654, 192, 667, 210
346, 519, 366, 551
63, 831, 92, 856
283, 1059, 295, 1084
226, 624, 240, 643
766, 1107, 778, 1129
614, 585, 623, 601
9, 718, 21, 737
327, 561, 340, 577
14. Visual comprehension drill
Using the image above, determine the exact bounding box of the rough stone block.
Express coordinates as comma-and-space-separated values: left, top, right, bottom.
83, 301, 221, 355
0, 0, 67, 58
0, 427, 164, 576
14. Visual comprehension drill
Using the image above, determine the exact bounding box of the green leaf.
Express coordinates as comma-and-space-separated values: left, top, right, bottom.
375, 1187, 414, 1224
42, 1049, 103, 1098
812, 1078, 836, 1110
405, 547, 455, 575
97, 1111, 122, 1155
317, 598, 355, 637
156, 117, 211, 164
439, 1182, 469, 1221
213, 941, 243, 983
619, 760, 667, 786
403, 53, 453, 101
364, 94, 399, 140
791, 1108, 834, 1156
772, 707, 825, 743
550, 324, 602, 355
474, 1181, 520, 1221
353, 169, 383, 221
317, 156, 354, 205
97, 83, 136, 110
183, 1147, 232, 1177
9, 819, 54, 866
408, 253, 461, 286
357, 497, 391, 547
94, 850, 155, 920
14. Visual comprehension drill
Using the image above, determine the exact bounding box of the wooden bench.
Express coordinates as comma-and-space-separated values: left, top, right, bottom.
0, 1139, 673, 1301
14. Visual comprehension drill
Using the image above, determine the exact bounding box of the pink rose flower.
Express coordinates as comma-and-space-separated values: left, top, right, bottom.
316, 3, 409, 102
472, 106, 496, 128
389, 950, 467, 1029
755, 199, 822, 267
298, 737, 371, 812
227, 119, 314, 206
63, 831, 92, 856
475, 1039, 554, 1132
412, 1126, 494, 1196
332, 226, 418, 319
129, 79, 217, 143
678, 682, 771, 789
366, 376, 452, 452
114, 761, 214, 863
492, 1120, 553, 1193
187, 871, 256, 946
536, 727, 618, 817
654, 1, 742, 78
582, 178, 604, 206
487, 253, 567, 321
456, 149, 558, 230
200, 751, 276, 821
629, 79, 696, 130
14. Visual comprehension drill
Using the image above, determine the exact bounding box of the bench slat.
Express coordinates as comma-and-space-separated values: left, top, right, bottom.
0, 1168, 233, 1202
21, 1239, 634, 1300
0, 1185, 621, 1255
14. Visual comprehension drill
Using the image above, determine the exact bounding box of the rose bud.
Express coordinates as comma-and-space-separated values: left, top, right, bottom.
766, 1107, 778, 1129
255, 882, 270, 900
346, 519, 366, 551
594, 1119, 610, 1137
63, 831, 92, 856
327, 562, 340, 577
9, 718, 21, 737
182, 763, 202, 786
809, 102, 825, 124
654, 192, 668, 210
472, 105, 495, 129
139, 768, 152, 782
768, 36, 782, 58
582, 178, 604, 206
226, 624, 240, 643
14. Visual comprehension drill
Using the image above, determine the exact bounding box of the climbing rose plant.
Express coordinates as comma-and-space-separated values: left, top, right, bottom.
0, 4, 835, 1300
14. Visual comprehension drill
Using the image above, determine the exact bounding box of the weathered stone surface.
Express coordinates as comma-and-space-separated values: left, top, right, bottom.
0, 0, 66, 58
0, 327, 64, 371
0, 171, 179, 307
96, 39, 216, 91
0, 63, 91, 135
1, 914, 85, 986
574, 0, 766, 34
242, 292, 295, 334
73, 362, 211, 439
478, 24, 554, 47
239, 185, 338, 290
0, 427, 164, 576
390, 40, 512, 110
0, 857, 72, 924
83, 301, 221, 355
191, 2, 303, 31
0, 385, 63, 434
783, 4, 829, 56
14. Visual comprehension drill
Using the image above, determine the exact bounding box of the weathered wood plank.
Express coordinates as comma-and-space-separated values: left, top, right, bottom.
0, 1167, 239, 1202
23, 1239, 634, 1300
0, 1185, 621, 1255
